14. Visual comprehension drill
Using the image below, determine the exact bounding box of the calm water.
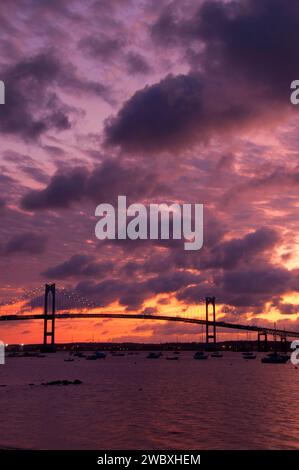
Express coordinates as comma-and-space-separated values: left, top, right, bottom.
0, 351, 298, 450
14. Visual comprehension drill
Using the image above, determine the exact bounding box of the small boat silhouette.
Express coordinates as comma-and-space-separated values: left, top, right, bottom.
193, 351, 209, 360
146, 352, 161, 359
95, 352, 106, 359
261, 352, 289, 364
261, 323, 289, 363
242, 352, 256, 360
211, 351, 223, 358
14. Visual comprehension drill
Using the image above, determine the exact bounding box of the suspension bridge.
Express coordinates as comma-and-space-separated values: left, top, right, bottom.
1, 284, 299, 351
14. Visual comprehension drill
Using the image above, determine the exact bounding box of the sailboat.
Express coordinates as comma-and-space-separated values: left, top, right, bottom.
211, 351, 223, 358
242, 351, 256, 360
146, 352, 162, 359
193, 351, 209, 360
261, 352, 289, 364
261, 323, 289, 364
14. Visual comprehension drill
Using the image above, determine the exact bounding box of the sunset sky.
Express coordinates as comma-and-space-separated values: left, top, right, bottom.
1, 0, 299, 344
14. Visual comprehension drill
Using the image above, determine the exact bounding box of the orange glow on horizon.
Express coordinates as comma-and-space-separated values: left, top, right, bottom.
1, 291, 299, 345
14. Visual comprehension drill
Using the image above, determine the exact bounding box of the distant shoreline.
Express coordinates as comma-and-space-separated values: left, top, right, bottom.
5, 339, 290, 353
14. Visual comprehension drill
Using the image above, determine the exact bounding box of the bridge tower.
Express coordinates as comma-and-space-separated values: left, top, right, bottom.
280, 333, 288, 352
205, 296, 216, 345
42, 283, 56, 352
257, 331, 268, 351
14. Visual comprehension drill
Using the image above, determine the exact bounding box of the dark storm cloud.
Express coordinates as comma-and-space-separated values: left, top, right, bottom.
4, 232, 47, 255
222, 165, 299, 206
86, 160, 166, 202
3, 151, 50, 184
220, 266, 292, 298
78, 34, 151, 77
146, 271, 201, 296
78, 34, 125, 60
105, 0, 299, 152
124, 227, 280, 278
42, 254, 113, 279
0, 198, 6, 209
152, 0, 299, 92
21, 167, 88, 210
0, 54, 71, 140
201, 227, 280, 270
75, 269, 201, 311
103, 73, 223, 151
168, 225, 298, 310
218, 265, 299, 309
151, 11, 175, 46
118, 227, 279, 294
176, 264, 299, 310
20, 166, 50, 184
103, 71, 254, 152
10, 0, 71, 14
271, 298, 299, 316
76, 279, 130, 308
125, 52, 151, 75
0, 173, 15, 184
21, 159, 169, 211
0, 52, 109, 140
194, 0, 299, 95
123, 253, 174, 277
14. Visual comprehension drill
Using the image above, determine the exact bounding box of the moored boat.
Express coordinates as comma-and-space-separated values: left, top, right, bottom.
261, 323, 289, 364
86, 354, 98, 360
146, 352, 161, 359
193, 351, 209, 360
242, 352, 256, 360
211, 351, 223, 358
261, 352, 289, 364
95, 351, 106, 359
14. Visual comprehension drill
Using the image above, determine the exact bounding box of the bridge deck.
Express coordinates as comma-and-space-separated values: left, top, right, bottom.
1, 313, 299, 338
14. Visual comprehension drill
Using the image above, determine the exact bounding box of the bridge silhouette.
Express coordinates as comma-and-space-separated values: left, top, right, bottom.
1, 283, 299, 351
